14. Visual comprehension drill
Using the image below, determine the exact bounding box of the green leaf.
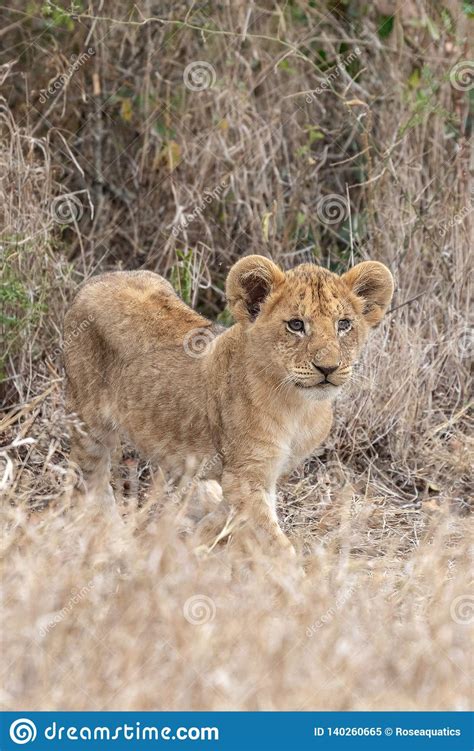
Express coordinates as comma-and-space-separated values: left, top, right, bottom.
408, 69, 421, 89
425, 16, 440, 41
216, 308, 234, 327
463, 1, 474, 18
170, 249, 193, 305
296, 211, 306, 227
378, 15, 394, 39
305, 125, 325, 144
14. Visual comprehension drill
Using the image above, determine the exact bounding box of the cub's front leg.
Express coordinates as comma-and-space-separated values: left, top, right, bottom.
220, 464, 294, 555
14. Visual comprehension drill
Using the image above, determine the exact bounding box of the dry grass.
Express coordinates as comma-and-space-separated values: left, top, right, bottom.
1, 492, 472, 710
1, 0, 472, 711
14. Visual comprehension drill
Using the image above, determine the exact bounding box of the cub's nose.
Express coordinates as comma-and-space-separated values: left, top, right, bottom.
313, 363, 339, 377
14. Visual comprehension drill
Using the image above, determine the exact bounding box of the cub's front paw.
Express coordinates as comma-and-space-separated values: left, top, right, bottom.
195, 503, 233, 546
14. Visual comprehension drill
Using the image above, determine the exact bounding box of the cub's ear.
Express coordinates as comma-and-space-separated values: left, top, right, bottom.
226, 255, 285, 323
341, 261, 394, 327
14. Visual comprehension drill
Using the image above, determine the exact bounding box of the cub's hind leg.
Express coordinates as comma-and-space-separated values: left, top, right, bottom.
66, 417, 119, 514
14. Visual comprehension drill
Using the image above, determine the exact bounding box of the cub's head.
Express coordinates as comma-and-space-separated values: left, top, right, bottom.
226, 255, 394, 400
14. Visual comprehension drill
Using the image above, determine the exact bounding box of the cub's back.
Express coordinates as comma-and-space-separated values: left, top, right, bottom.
63, 270, 214, 414
64, 270, 210, 358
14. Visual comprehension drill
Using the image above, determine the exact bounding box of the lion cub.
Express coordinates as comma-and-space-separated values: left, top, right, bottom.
64, 256, 393, 552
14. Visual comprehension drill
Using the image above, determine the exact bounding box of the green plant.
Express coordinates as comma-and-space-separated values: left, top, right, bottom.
170, 249, 194, 305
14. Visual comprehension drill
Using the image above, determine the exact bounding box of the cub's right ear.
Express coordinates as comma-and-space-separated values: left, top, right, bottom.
226, 255, 285, 323
341, 261, 394, 327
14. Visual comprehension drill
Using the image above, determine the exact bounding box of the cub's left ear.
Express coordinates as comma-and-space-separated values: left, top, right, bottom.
225, 255, 285, 324
341, 261, 394, 327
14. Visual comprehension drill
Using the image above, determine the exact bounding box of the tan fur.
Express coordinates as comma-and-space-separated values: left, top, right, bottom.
63, 258, 393, 552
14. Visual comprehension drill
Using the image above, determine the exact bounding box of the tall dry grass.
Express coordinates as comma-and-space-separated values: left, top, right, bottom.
1, 0, 472, 710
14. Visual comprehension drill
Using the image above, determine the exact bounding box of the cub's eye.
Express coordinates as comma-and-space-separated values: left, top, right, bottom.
286, 318, 305, 334
338, 319, 352, 333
